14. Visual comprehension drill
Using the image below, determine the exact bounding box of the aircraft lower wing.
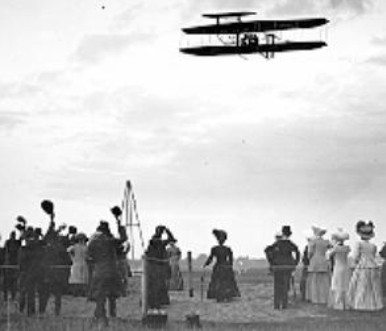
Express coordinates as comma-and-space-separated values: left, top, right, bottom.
180, 41, 327, 56
182, 18, 328, 35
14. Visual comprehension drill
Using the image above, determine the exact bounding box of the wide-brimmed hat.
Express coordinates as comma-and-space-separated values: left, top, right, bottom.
281, 225, 292, 237
312, 225, 327, 237
331, 228, 349, 242
356, 220, 375, 240
213, 229, 227, 243
75, 232, 88, 242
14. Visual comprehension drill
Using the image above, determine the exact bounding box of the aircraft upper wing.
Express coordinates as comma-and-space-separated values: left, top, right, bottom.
202, 11, 256, 19
182, 18, 329, 34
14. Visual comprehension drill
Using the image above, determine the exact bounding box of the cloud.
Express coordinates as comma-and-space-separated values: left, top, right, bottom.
366, 55, 386, 66
269, 0, 374, 16
0, 111, 28, 130
71, 33, 150, 63
328, 0, 373, 14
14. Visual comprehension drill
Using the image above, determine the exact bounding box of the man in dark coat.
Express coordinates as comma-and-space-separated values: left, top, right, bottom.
110, 206, 129, 295
39, 222, 72, 316
87, 221, 123, 324
264, 226, 300, 310
18, 227, 46, 316
3, 231, 21, 301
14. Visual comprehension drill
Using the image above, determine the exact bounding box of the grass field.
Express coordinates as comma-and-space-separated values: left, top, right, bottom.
1, 269, 385, 330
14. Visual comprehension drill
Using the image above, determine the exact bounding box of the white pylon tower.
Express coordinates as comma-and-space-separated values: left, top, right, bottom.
121, 180, 145, 260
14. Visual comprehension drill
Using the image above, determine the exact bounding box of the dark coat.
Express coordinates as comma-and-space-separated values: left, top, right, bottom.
87, 231, 122, 300
265, 239, 300, 269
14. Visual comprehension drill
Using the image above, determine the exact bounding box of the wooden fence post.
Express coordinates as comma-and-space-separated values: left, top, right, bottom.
187, 251, 194, 297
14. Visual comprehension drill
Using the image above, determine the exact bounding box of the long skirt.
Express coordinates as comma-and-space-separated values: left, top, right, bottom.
347, 267, 383, 311
168, 262, 184, 291
381, 262, 386, 297
306, 272, 330, 304
207, 264, 240, 302
147, 262, 170, 309
328, 265, 350, 310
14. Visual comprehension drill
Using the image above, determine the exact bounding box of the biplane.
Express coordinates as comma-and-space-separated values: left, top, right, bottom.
180, 12, 329, 58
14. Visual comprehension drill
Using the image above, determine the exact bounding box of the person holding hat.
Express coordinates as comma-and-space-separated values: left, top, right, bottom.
67, 233, 89, 297
326, 229, 351, 310
87, 221, 123, 325
306, 225, 331, 304
204, 229, 240, 302
264, 225, 300, 309
347, 221, 383, 311
145, 225, 177, 309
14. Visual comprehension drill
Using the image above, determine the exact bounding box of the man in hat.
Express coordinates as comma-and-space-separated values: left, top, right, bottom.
87, 221, 123, 325
18, 227, 46, 316
3, 231, 21, 301
265, 225, 300, 309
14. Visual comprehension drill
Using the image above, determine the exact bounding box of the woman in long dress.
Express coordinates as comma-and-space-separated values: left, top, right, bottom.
306, 226, 331, 304
204, 229, 240, 302
67, 233, 89, 296
379, 242, 386, 298
166, 240, 184, 291
347, 221, 383, 311
327, 229, 351, 310
145, 226, 176, 309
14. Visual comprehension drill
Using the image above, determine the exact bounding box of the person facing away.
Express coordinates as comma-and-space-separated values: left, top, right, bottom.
326, 228, 351, 310
347, 220, 383, 311
87, 221, 123, 325
39, 220, 72, 316
166, 239, 184, 291
306, 225, 331, 304
145, 225, 176, 310
299, 229, 313, 301
264, 226, 300, 310
204, 229, 240, 302
67, 232, 89, 297
378, 241, 386, 298
18, 227, 46, 316
3, 230, 21, 301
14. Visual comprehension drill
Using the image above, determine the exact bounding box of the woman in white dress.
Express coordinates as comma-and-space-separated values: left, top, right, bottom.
306, 226, 331, 304
327, 229, 351, 310
347, 221, 383, 311
166, 240, 184, 291
67, 233, 89, 296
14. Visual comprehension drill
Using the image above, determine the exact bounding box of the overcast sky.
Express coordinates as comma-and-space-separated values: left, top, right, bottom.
1, 0, 386, 258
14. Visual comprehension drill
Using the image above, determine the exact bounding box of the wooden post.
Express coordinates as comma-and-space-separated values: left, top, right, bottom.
141, 255, 148, 317
187, 251, 193, 297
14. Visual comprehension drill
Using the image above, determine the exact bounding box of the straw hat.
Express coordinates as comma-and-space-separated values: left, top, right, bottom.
75, 232, 88, 242
311, 225, 327, 237
331, 228, 349, 242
